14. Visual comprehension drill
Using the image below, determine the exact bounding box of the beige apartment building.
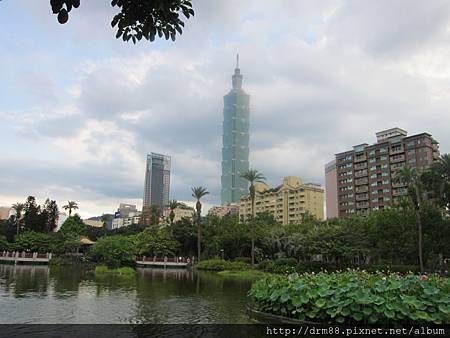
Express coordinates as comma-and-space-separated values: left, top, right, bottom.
239, 176, 324, 225
208, 204, 240, 219
163, 203, 195, 224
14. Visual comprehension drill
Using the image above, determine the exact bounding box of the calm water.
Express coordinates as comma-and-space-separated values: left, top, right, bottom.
0, 264, 254, 324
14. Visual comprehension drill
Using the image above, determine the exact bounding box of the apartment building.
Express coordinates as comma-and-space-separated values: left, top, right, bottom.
239, 176, 324, 225
162, 203, 195, 224
333, 128, 439, 217
208, 204, 240, 219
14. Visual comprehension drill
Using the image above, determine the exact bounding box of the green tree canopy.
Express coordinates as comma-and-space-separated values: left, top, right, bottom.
50, 0, 194, 43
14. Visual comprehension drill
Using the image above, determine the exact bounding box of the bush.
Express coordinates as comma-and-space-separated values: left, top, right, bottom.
91, 235, 136, 268
274, 258, 297, 267
0, 235, 9, 251
95, 265, 136, 276
296, 261, 337, 273
359, 264, 420, 274
234, 257, 251, 264
249, 270, 450, 326
196, 259, 250, 271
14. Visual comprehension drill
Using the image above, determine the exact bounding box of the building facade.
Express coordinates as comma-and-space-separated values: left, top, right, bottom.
0, 207, 12, 220
334, 128, 439, 217
239, 176, 324, 225
325, 160, 339, 219
112, 203, 141, 229
162, 202, 195, 224
208, 204, 240, 219
221, 55, 250, 205
143, 153, 171, 210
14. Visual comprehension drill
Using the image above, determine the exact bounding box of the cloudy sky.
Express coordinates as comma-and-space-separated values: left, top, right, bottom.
1, 1, 450, 217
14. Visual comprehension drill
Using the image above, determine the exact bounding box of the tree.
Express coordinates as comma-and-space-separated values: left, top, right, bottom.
11, 202, 25, 235
23, 196, 42, 232
91, 235, 136, 268
191, 186, 209, 262
59, 214, 86, 239
43, 199, 59, 232
240, 169, 266, 266
167, 199, 181, 226
133, 225, 179, 257
63, 201, 78, 216
395, 166, 426, 272
49, 0, 194, 43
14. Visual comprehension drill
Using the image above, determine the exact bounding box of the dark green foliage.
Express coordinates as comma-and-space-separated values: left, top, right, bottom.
249, 271, 450, 325
196, 259, 250, 271
0, 235, 9, 251
59, 215, 87, 239
91, 235, 136, 268
13, 231, 54, 253
133, 224, 178, 257
0, 219, 16, 242
169, 218, 197, 257
234, 257, 252, 264
50, 0, 194, 43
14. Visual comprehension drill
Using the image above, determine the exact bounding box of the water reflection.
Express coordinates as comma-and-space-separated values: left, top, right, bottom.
0, 265, 252, 324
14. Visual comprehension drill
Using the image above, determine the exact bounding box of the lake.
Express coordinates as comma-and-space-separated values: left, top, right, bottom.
0, 264, 254, 324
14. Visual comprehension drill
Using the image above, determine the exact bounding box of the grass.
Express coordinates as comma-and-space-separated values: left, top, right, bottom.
94, 265, 136, 275
217, 269, 271, 280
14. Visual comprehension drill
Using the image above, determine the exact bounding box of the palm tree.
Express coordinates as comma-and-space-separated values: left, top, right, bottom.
12, 203, 25, 235
394, 166, 426, 272
240, 169, 266, 266
168, 200, 181, 226
434, 153, 450, 181
191, 186, 209, 262
63, 201, 78, 217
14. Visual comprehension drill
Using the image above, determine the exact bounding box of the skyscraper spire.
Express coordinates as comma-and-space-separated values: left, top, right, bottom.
232, 54, 243, 90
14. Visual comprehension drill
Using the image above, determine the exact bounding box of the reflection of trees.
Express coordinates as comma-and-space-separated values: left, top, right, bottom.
49, 265, 90, 297
0, 264, 49, 297
132, 268, 252, 323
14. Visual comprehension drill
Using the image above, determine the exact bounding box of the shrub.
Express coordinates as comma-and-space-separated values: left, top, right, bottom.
274, 258, 297, 267
249, 270, 450, 326
258, 260, 275, 272
196, 259, 250, 271
0, 235, 9, 251
234, 257, 251, 264
91, 235, 136, 268
296, 261, 336, 273
95, 265, 135, 276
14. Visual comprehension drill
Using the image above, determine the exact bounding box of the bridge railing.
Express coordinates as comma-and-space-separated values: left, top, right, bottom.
1, 251, 52, 260
135, 256, 193, 264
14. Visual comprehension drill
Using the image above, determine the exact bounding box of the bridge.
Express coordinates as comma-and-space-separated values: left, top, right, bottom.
135, 256, 193, 268
0, 251, 52, 264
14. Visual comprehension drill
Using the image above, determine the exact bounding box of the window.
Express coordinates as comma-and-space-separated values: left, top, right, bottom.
381, 164, 388, 169
380, 156, 388, 161
370, 166, 376, 171
380, 148, 387, 153
382, 172, 388, 177
369, 158, 376, 163
369, 150, 375, 156
370, 174, 377, 179
382, 180, 390, 185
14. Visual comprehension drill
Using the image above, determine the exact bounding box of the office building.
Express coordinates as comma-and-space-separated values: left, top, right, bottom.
143, 153, 171, 210
239, 176, 324, 225
221, 55, 250, 205
334, 128, 439, 217
325, 160, 339, 219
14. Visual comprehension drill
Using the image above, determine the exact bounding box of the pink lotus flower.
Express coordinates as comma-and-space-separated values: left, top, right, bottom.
419, 275, 428, 281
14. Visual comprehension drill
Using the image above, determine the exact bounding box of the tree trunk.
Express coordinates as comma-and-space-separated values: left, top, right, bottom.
251, 194, 255, 267
416, 208, 424, 273
197, 210, 201, 262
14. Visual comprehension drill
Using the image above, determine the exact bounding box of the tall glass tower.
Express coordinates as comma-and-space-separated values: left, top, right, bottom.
143, 153, 171, 210
221, 55, 250, 205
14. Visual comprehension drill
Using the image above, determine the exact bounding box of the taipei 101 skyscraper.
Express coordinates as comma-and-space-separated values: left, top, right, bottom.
220, 55, 250, 205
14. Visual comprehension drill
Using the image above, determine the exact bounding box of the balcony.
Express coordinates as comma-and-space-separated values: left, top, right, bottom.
356, 194, 369, 201
390, 147, 404, 155
390, 155, 405, 163
355, 170, 368, 178
354, 163, 367, 170
356, 202, 369, 208
355, 186, 368, 193
392, 181, 406, 188
354, 155, 367, 163
355, 178, 368, 185
393, 188, 408, 196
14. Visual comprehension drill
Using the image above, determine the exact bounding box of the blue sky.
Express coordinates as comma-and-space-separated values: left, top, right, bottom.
2, 0, 450, 217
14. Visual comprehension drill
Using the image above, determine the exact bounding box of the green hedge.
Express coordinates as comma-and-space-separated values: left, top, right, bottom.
249, 270, 450, 326
196, 259, 250, 271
